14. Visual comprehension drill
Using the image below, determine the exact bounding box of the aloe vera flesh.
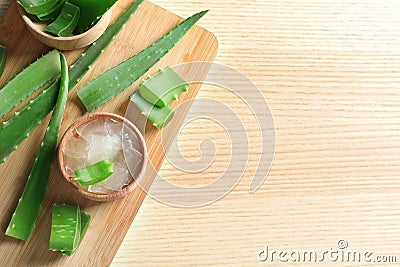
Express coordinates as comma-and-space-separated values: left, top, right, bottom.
0, 0, 144, 164
49, 205, 81, 251
17, 0, 59, 15
130, 91, 174, 130
37, 0, 65, 21
5, 54, 69, 240
69, 0, 117, 34
61, 212, 91, 256
140, 67, 189, 108
78, 10, 208, 112
45, 2, 80, 37
0, 50, 61, 119
74, 160, 114, 186
0, 45, 6, 79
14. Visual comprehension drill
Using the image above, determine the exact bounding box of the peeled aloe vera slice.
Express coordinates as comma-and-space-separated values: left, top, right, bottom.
69, 0, 117, 34
17, 0, 59, 15
0, 45, 6, 79
139, 67, 189, 108
0, 0, 144, 164
130, 91, 174, 130
74, 160, 114, 186
49, 205, 81, 252
77, 10, 208, 112
61, 212, 91, 256
45, 2, 80, 37
0, 49, 60, 119
5, 54, 69, 241
37, 0, 65, 21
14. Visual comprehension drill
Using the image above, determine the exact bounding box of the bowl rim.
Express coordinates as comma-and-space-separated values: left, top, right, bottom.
17, 3, 112, 41
58, 112, 148, 202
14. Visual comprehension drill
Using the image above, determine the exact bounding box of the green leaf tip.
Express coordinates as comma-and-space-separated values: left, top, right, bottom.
74, 160, 114, 186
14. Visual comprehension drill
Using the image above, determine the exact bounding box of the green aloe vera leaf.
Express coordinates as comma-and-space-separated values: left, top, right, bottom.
49, 205, 81, 251
0, 0, 144, 164
45, 2, 80, 37
37, 0, 65, 21
0, 45, 6, 78
69, 0, 117, 34
17, 0, 59, 15
0, 50, 61, 119
130, 91, 175, 130
61, 212, 91, 256
77, 10, 208, 112
139, 67, 189, 108
74, 160, 114, 186
5, 54, 69, 241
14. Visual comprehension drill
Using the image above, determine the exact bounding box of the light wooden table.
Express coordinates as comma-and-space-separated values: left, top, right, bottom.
2, 0, 400, 266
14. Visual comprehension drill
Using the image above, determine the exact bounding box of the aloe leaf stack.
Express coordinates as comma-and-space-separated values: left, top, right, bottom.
0, 50, 61, 119
5, 53, 69, 240
0, 0, 144, 163
77, 10, 208, 112
45, 2, 80, 37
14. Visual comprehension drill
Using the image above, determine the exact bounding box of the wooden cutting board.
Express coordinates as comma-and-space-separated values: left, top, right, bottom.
0, 0, 218, 265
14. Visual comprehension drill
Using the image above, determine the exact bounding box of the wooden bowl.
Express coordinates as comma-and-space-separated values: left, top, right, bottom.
17, 4, 112, 50
58, 113, 148, 202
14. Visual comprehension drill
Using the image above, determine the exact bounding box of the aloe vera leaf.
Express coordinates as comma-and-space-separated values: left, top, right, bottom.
17, 0, 59, 15
5, 54, 69, 241
130, 91, 174, 130
45, 2, 80, 37
37, 0, 65, 21
0, 0, 144, 164
0, 45, 6, 79
61, 212, 91, 256
0, 50, 60, 119
69, 0, 117, 34
74, 160, 114, 186
139, 67, 189, 108
77, 10, 208, 112
49, 205, 81, 251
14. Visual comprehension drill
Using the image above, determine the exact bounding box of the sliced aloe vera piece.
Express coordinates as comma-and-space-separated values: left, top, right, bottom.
130, 91, 174, 130
69, 0, 117, 34
61, 212, 91, 256
0, 0, 144, 164
140, 67, 189, 108
37, 0, 65, 21
0, 45, 6, 79
17, 0, 58, 15
0, 50, 60, 119
77, 10, 208, 112
5, 53, 69, 241
45, 2, 80, 37
74, 160, 114, 186
49, 205, 81, 251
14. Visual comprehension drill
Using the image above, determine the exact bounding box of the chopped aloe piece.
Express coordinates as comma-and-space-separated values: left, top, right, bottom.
5, 53, 69, 240
0, 0, 144, 164
61, 212, 91, 256
139, 67, 189, 108
77, 10, 208, 112
45, 2, 80, 37
37, 0, 65, 21
49, 205, 81, 252
69, 0, 117, 34
0, 50, 61, 119
0, 45, 6, 79
17, 0, 59, 15
74, 160, 114, 186
130, 91, 174, 130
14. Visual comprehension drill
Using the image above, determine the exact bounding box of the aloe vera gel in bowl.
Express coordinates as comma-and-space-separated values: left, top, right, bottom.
59, 113, 146, 196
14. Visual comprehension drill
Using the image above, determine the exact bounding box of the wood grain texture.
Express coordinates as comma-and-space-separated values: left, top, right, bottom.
2, 0, 400, 266
0, 0, 217, 266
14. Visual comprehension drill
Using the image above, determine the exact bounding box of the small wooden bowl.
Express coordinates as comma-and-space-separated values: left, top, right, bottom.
17, 4, 112, 50
58, 113, 148, 202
